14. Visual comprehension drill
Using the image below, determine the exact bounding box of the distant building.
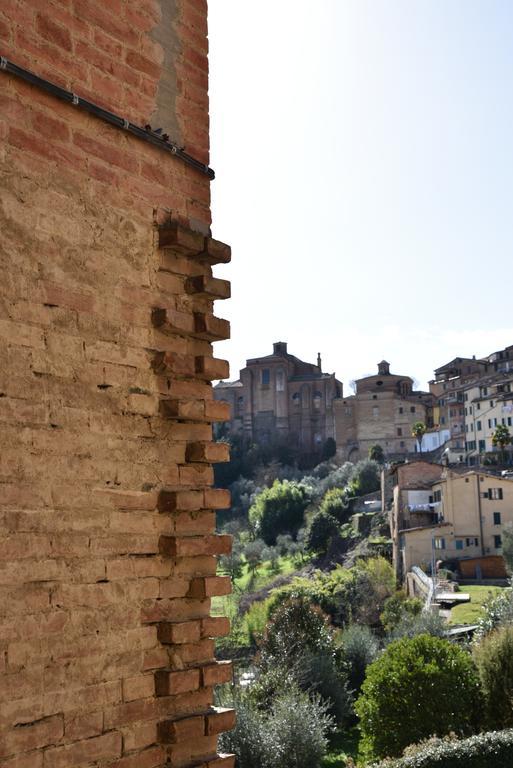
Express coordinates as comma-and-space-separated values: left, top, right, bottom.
214, 342, 342, 461
391, 465, 513, 580
334, 361, 433, 462
463, 372, 513, 463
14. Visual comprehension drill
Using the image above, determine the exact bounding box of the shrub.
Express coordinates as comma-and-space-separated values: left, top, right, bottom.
386, 609, 446, 642
219, 684, 333, 768
260, 598, 352, 723
503, 524, 513, 574
249, 480, 310, 545
380, 593, 422, 633
319, 487, 351, 524
473, 585, 513, 641
369, 444, 385, 463
338, 623, 380, 694
368, 729, 513, 768
355, 634, 483, 760
306, 510, 340, 554
474, 625, 513, 728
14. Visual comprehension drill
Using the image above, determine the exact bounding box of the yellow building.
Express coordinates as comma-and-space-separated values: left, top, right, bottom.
398, 469, 513, 579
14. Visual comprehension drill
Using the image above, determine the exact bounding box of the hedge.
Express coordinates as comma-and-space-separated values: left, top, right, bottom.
370, 729, 513, 768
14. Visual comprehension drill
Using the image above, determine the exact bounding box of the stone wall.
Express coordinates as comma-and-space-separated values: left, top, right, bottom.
0, 1, 234, 766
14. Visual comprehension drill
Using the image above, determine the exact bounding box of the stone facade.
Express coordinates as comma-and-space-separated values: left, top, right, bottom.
0, 2, 235, 766
214, 342, 342, 463
334, 361, 433, 462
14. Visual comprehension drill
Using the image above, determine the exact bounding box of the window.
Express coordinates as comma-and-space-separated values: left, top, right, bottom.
434, 537, 445, 550
494, 512, 502, 525
479, 440, 486, 451
372, 394, 378, 400
399, 406, 404, 414
433, 489, 442, 502
494, 535, 502, 549
372, 406, 379, 418
488, 488, 504, 500
455, 540, 464, 550
509, 417, 512, 427
276, 369, 285, 392
261, 369, 270, 386
477, 402, 481, 410
292, 392, 301, 407
490, 400, 494, 408
410, 406, 416, 413
400, 440, 405, 447
476, 420, 482, 431
441, 416, 446, 424
313, 391, 322, 409
397, 428, 402, 436
466, 537, 479, 547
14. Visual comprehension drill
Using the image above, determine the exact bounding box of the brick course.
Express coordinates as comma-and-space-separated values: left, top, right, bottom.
0, 0, 234, 765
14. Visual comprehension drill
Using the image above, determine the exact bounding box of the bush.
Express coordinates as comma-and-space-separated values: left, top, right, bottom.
473, 585, 513, 641
306, 510, 340, 554
369, 444, 385, 463
380, 593, 422, 633
249, 480, 310, 545
219, 684, 333, 768
319, 487, 351, 524
474, 625, 513, 728
338, 623, 380, 694
386, 609, 446, 642
369, 729, 513, 768
355, 634, 483, 760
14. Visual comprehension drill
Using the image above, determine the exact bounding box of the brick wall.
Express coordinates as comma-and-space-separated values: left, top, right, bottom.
0, 1, 235, 766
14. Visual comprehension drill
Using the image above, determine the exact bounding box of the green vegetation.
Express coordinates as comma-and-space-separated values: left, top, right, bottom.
355, 635, 483, 760
369, 729, 513, 768
474, 626, 513, 728
449, 585, 504, 625
249, 480, 310, 544
321, 727, 360, 767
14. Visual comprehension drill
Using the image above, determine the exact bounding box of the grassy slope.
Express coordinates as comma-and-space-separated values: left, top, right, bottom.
448, 585, 503, 625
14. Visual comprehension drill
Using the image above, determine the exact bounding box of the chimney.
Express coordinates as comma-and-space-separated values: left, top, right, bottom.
317, 352, 322, 372
273, 342, 287, 356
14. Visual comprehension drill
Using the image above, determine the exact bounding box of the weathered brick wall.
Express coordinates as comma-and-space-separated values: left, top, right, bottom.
0, 1, 234, 766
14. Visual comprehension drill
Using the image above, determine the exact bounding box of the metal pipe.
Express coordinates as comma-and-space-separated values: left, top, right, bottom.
0, 56, 215, 180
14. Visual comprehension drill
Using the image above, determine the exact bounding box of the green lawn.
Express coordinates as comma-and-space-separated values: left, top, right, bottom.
449, 585, 503, 625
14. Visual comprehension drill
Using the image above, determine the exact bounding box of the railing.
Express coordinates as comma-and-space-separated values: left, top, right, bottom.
411, 566, 435, 610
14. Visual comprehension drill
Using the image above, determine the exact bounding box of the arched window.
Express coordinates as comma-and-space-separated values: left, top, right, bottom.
313, 391, 322, 409
292, 392, 301, 407
276, 368, 285, 392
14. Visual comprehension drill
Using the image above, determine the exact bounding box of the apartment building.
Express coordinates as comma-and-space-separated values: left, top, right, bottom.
397, 469, 513, 579
463, 373, 513, 462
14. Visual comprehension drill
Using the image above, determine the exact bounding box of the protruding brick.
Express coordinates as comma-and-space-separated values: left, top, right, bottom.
195, 356, 230, 381
152, 307, 195, 335
160, 398, 206, 421
201, 616, 231, 639
194, 313, 231, 341
158, 715, 205, 744
200, 236, 232, 265
201, 661, 233, 687
204, 488, 231, 509
186, 441, 230, 463
204, 400, 231, 422
185, 275, 230, 300
155, 668, 200, 696
188, 576, 232, 599
159, 534, 232, 557
158, 221, 204, 255
205, 707, 236, 736
158, 489, 204, 512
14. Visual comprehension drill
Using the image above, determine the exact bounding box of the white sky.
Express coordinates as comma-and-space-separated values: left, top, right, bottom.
208, 1, 513, 391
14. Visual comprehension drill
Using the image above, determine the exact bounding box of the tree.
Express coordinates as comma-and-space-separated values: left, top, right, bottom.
411, 421, 427, 454
338, 623, 379, 694
319, 487, 351, 524
474, 625, 513, 729
492, 424, 512, 464
368, 444, 385, 464
355, 634, 483, 760
249, 481, 310, 545
306, 510, 340, 555
350, 459, 381, 496
321, 437, 337, 461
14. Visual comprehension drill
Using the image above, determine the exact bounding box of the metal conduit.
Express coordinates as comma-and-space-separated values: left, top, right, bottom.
0, 56, 215, 180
